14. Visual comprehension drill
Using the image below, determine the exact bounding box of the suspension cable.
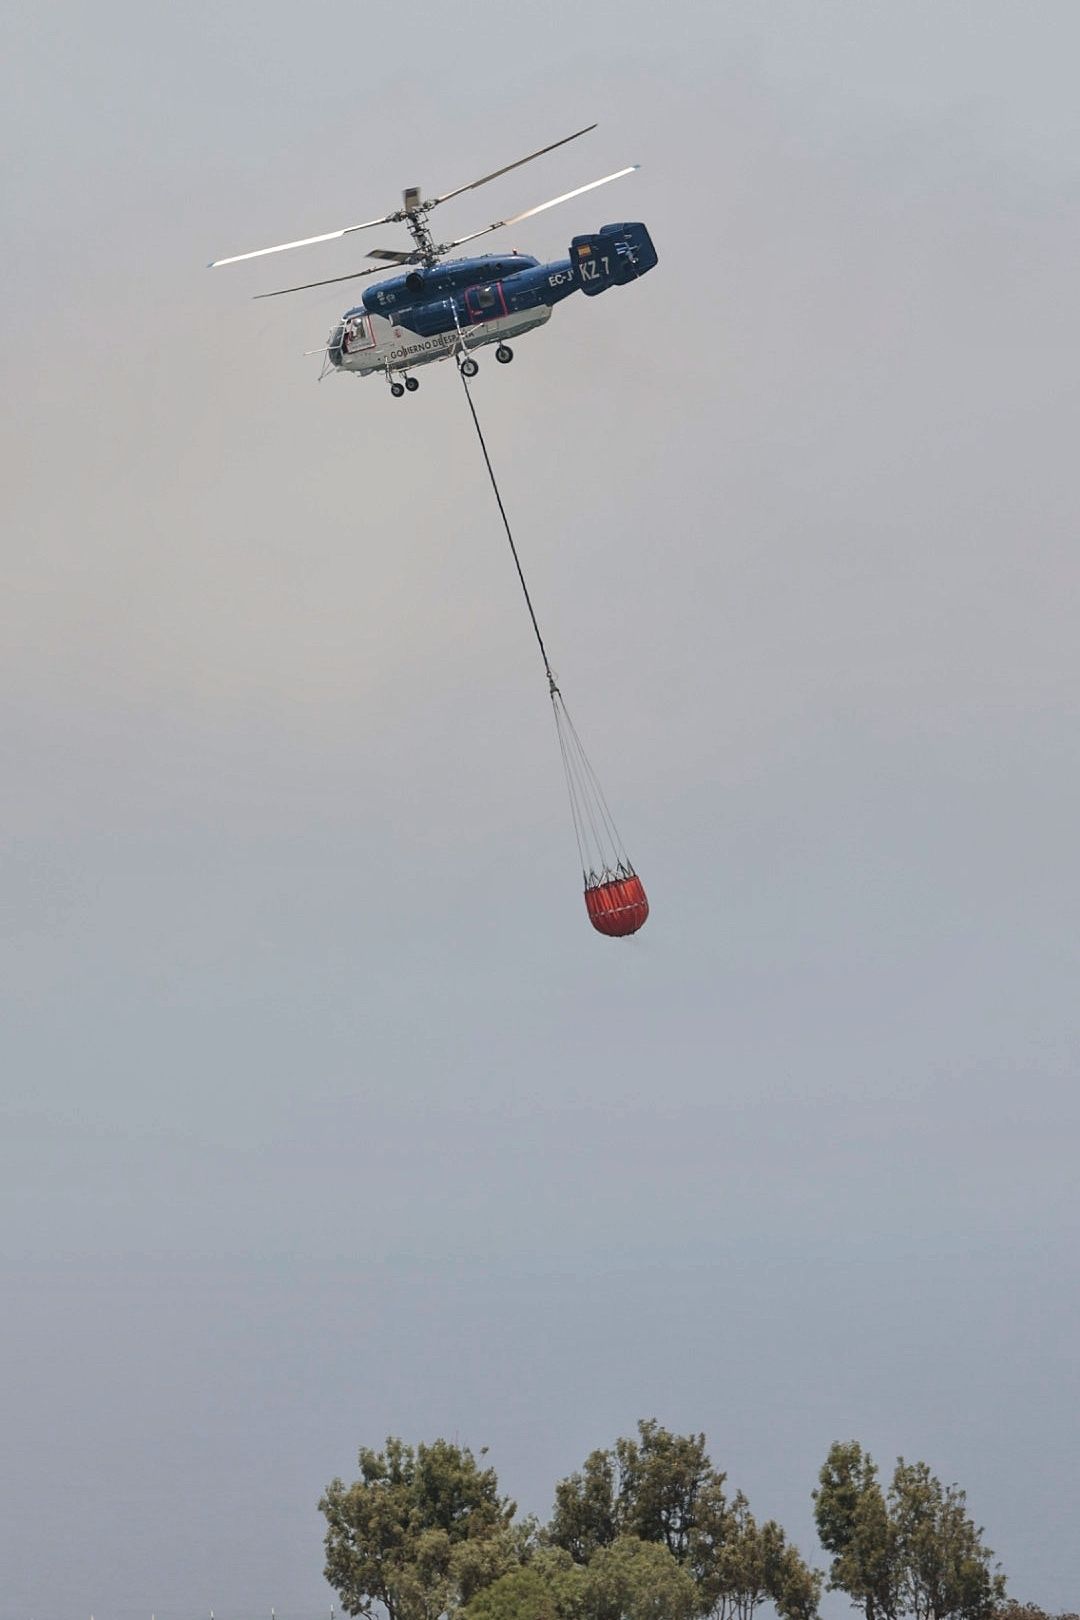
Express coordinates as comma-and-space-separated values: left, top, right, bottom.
457, 365, 557, 690
456, 356, 633, 885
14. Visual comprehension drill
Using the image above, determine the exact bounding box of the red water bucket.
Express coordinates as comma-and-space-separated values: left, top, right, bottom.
584, 872, 649, 937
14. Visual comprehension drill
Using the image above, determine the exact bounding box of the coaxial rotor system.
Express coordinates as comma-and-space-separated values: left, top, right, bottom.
208, 124, 637, 299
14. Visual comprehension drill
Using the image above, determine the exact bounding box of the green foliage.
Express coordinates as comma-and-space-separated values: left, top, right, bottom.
453, 1519, 541, 1608
614, 1422, 731, 1588
463, 1540, 699, 1620
321, 1426, 1032, 1620
814, 1444, 1006, 1620
463, 1563, 581, 1620
550, 1420, 820, 1620
580, 1536, 701, 1620
549, 1420, 730, 1593
713, 1493, 823, 1620
814, 1442, 898, 1620
550, 1449, 619, 1563
466, 1561, 582, 1620
320, 1438, 517, 1620
889, 1459, 1006, 1620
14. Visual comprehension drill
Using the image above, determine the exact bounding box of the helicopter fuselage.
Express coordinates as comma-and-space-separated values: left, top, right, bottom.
325, 222, 657, 381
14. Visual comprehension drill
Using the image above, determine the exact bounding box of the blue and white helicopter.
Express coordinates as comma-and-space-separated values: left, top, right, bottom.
209, 125, 658, 396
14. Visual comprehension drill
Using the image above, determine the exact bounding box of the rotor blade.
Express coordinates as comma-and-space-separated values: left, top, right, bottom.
425, 123, 597, 209
253, 263, 394, 299
209, 213, 398, 269
366, 247, 415, 263
443, 166, 639, 251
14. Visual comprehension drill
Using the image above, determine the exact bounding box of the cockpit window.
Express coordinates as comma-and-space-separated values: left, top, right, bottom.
475, 286, 496, 309
341, 314, 373, 353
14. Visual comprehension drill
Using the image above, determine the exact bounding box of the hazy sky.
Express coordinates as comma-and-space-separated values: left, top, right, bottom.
3, 2, 1079, 1617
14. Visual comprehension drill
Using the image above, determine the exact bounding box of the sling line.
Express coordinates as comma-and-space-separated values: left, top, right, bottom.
456, 361, 649, 936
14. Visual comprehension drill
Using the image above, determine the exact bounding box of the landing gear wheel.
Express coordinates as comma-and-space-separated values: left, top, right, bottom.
390, 381, 405, 398
404, 375, 420, 392
495, 344, 514, 364
460, 356, 479, 378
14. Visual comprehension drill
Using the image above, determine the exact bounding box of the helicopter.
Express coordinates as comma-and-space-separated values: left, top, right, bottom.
209, 124, 658, 396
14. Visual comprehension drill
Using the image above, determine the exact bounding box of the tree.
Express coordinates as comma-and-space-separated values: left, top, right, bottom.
889, 1460, 1005, 1620
713, 1494, 822, 1620
320, 1438, 517, 1620
452, 1521, 540, 1608
463, 1561, 584, 1620
550, 1449, 620, 1564
814, 1442, 899, 1620
814, 1444, 1006, 1620
766, 1527, 823, 1620
550, 1421, 819, 1620
549, 1420, 731, 1593
614, 1422, 732, 1588
580, 1536, 701, 1620
465, 1540, 700, 1620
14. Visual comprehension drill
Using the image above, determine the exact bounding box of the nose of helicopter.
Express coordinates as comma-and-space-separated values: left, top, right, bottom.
326, 322, 345, 368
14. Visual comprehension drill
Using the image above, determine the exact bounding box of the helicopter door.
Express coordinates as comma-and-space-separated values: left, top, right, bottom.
340, 313, 376, 354
464, 282, 506, 323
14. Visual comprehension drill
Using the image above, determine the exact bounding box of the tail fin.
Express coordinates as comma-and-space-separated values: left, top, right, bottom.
570, 223, 658, 296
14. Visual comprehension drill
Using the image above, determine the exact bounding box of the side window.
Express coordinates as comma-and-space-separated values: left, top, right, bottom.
476, 286, 496, 309
341, 315, 372, 352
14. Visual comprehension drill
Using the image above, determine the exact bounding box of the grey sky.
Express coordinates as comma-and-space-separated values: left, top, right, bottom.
2, 1, 1078, 1616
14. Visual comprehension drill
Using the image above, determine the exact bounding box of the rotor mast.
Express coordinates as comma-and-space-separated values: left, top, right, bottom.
404, 210, 440, 267
401, 192, 440, 267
